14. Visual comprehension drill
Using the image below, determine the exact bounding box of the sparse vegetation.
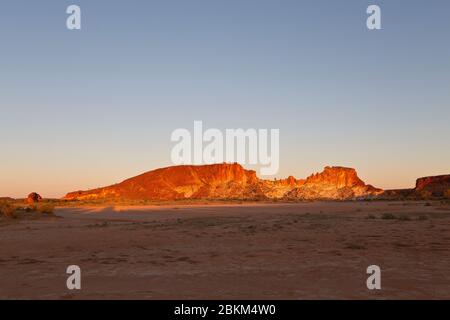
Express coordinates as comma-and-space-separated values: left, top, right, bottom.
378, 212, 416, 221
381, 213, 396, 220
444, 189, 450, 200
397, 214, 411, 221
0, 199, 55, 219
420, 190, 433, 200
35, 203, 55, 214
0, 201, 17, 218
367, 213, 412, 221
345, 243, 366, 250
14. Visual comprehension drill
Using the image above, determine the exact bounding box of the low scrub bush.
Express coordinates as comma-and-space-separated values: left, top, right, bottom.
0, 201, 17, 218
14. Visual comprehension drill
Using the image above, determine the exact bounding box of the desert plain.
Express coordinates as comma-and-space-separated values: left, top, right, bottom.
0, 200, 449, 299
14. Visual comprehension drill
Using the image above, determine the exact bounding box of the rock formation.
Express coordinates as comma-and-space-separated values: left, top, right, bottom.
64, 163, 382, 201
284, 166, 382, 200
414, 174, 450, 196
379, 174, 450, 200
65, 163, 263, 200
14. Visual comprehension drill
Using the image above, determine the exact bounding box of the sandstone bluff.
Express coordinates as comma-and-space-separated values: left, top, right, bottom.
64, 163, 383, 201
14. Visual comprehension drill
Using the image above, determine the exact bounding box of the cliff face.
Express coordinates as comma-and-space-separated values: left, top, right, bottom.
284, 166, 382, 200
415, 174, 450, 197
64, 164, 382, 201
375, 174, 450, 200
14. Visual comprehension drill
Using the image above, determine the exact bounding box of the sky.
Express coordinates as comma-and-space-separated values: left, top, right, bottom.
0, 0, 449, 198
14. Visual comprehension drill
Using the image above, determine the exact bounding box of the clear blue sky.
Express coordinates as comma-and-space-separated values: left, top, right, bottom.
1, 0, 449, 198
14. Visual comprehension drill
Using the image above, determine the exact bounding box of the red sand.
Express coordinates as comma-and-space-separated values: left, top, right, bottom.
0, 201, 449, 299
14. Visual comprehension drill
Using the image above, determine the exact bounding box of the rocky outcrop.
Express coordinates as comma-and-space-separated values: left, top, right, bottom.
377, 174, 450, 200
27, 192, 42, 204
258, 176, 305, 199
414, 175, 450, 197
284, 166, 382, 200
64, 163, 382, 201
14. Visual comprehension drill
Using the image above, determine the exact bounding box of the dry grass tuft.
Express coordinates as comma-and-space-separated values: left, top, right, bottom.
397, 214, 411, 221
420, 190, 433, 200
345, 243, 366, 250
444, 189, 450, 200
1, 199, 55, 219
0, 201, 17, 219
35, 203, 55, 214
417, 215, 429, 221
381, 213, 396, 220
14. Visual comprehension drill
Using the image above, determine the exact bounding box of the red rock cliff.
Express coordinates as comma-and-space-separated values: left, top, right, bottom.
64, 163, 382, 201
285, 166, 382, 200
64, 163, 260, 201
415, 174, 450, 196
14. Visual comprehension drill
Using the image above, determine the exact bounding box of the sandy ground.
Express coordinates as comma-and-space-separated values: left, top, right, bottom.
0, 201, 449, 299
